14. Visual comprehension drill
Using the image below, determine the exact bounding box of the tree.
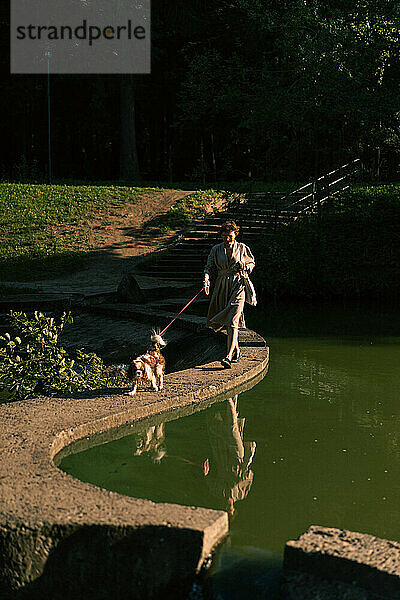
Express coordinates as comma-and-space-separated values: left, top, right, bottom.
120, 74, 140, 181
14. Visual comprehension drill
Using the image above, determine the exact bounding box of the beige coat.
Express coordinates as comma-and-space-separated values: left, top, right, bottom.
205, 396, 256, 507
204, 240, 255, 331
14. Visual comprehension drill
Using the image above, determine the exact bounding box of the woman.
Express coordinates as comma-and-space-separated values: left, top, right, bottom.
203, 221, 255, 368
205, 394, 256, 516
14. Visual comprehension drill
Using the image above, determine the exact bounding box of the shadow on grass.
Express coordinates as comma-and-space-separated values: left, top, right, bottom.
0, 228, 182, 283
0, 251, 90, 282
109, 214, 185, 246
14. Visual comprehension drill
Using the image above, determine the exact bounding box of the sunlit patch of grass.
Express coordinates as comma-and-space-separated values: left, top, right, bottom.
155, 189, 245, 232
0, 183, 153, 280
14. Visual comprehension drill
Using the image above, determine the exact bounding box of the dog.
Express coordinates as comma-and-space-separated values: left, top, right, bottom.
126, 332, 166, 396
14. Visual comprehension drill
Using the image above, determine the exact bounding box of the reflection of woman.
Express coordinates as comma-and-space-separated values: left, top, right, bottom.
205, 395, 256, 515
203, 221, 255, 368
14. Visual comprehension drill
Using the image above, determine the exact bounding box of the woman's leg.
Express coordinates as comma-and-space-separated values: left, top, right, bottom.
226, 326, 239, 360
226, 326, 233, 357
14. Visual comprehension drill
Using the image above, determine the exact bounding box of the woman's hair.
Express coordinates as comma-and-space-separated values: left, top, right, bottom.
220, 220, 239, 235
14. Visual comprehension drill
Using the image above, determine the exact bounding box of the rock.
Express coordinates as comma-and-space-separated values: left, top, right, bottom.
117, 274, 146, 304
284, 526, 400, 599
281, 570, 381, 600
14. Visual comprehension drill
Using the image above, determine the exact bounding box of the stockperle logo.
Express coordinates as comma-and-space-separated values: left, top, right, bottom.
11, 0, 150, 74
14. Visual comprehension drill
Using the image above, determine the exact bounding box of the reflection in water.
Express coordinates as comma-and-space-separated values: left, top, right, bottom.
132, 394, 257, 516
60, 310, 400, 555
205, 395, 256, 516
134, 423, 167, 463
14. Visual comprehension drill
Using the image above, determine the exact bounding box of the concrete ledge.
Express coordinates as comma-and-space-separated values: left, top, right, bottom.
284, 526, 400, 599
0, 320, 268, 599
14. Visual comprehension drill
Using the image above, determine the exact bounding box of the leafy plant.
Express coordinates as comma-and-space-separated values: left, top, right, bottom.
254, 184, 400, 300
0, 311, 122, 402
156, 189, 244, 230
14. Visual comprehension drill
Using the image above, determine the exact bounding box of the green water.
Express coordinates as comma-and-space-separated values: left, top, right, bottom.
60, 304, 400, 556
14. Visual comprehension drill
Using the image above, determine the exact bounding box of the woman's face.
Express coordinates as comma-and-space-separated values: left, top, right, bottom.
221, 230, 236, 246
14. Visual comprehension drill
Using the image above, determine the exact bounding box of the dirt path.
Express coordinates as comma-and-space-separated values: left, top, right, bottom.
11, 189, 194, 294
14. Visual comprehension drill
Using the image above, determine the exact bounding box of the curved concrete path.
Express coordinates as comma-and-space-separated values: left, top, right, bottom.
0, 321, 268, 599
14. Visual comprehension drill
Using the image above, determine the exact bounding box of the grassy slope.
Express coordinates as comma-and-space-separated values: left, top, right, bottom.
0, 183, 148, 280
0, 181, 296, 282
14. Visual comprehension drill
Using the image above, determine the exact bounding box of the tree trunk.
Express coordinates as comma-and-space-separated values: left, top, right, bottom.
168, 142, 173, 183
120, 74, 140, 181
211, 132, 217, 182
200, 135, 206, 184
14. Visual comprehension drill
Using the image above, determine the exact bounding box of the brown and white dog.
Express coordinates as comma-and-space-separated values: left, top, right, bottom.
126, 333, 166, 396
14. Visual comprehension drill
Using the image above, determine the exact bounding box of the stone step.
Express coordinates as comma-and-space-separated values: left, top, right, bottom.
155, 249, 215, 257
153, 243, 265, 258
199, 216, 289, 227
144, 262, 204, 271
184, 231, 266, 240
146, 260, 206, 276
151, 253, 210, 261
137, 190, 297, 283
140, 273, 199, 281
194, 228, 271, 236
144, 250, 265, 270
189, 223, 272, 232
229, 200, 282, 207
172, 237, 264, 249
144, 262, 203, 271
167, 244, 219, 252
207, 206, 277, 213
204, 211, 277, 221
156, 255, 210, 265
141, 241, 268, 273
184, 228, 268, 237
163, 247, 259, 258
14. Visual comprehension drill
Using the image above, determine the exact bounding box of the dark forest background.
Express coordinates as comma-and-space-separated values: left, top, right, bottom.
2, 0, 400, 183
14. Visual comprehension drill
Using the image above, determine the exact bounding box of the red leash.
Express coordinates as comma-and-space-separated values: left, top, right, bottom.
159, 282, 209, 336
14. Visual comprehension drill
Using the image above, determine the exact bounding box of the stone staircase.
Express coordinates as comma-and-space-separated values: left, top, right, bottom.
135, 160, 361, 284
135, 192, 297, 283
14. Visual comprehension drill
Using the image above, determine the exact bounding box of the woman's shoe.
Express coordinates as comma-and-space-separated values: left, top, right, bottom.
221, 357, 232, 369
231, 348, 241, 363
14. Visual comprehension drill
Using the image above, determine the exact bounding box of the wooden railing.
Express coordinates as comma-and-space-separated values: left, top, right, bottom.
282, 158, 362, 215
220, 158, 362, 233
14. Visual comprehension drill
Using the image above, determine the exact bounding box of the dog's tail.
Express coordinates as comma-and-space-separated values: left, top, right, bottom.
151, 330, 166, 348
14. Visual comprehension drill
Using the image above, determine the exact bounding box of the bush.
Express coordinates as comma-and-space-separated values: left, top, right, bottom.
157, 190, 244, 231
0, 311, 122, 402
254, 184, 400, 300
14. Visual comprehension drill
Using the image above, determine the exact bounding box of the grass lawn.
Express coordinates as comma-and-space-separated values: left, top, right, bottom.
47, 179, 303, 193
0, 180, 303, 282
0, 183, 150, 281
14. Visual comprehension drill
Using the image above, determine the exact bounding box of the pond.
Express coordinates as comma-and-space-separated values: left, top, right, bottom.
59, 302, 400, 595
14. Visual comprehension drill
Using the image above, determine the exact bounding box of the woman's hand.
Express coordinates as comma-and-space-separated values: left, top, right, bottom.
204, 273, 210, 295
237, 261, 247, 274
